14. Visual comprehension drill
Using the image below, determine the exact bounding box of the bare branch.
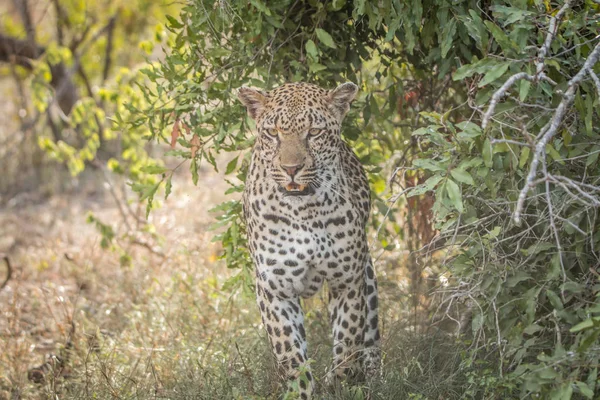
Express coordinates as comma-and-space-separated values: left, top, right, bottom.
91, 160, 133, 232
482, 73, 537, 129
549, 175, 600, 206
0, 33, 44, 68
514, 41, 600, 223
481, 1, 571, 129
536, 0, 572, 75
102, 15, 117, 83
587, 67, 600, 97
12, 0, 37, 52
541, 157, 567, 295
0, 256, 13, 291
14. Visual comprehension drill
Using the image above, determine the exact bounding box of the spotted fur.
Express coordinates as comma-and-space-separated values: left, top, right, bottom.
238, 82, 380, 398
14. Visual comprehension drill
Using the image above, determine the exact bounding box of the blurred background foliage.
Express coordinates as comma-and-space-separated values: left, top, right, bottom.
1, 0, 599, 398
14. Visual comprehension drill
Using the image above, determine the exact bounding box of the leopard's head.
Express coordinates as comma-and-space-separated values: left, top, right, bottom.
238, 82, 357, 196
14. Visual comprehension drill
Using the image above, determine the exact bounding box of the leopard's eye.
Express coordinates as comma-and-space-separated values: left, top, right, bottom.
265, 128, 278, 137
308, 128, 324, 137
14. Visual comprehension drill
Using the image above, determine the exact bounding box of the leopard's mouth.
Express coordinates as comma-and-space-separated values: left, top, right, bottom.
279, 182, 315, 196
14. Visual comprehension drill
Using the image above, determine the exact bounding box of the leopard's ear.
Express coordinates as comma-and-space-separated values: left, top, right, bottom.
238, 87, 267, 120
327, 82, 358, 120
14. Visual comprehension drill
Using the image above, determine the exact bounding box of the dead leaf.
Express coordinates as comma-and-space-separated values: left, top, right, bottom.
190, 135, 201, 159
182, 122, 191, 136
170, 120, 180, 149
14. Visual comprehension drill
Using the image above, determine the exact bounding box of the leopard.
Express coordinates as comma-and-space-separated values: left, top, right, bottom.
237, 81, 380, 398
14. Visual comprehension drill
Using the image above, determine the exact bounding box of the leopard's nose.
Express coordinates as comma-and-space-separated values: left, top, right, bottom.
281, 163, 304, 178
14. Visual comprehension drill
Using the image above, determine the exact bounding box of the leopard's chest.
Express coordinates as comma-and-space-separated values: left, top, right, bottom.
246, 191, 362, 269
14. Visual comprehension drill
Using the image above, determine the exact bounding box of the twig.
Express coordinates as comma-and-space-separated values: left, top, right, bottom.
102, 15, 117, 83
550, 174, 600, 194
483, 73, 539, 129
0, 256, 12, 290
490, 138, 530, 147
51, 0, 68, 45
542, 157, 567, 296
587, 66, 600, 97
130, 238, 165, 258
536, 0, 572, 75
91, 160, 133, 232
514, 41, 600, 223
481, 1, 572, 129
12, 0, 37, 53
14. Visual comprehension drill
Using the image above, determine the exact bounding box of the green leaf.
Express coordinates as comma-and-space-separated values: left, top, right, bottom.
570, 318, 595, 333
575, 381, 594, 399
506, 271, 531, 287
413, 158, 446, 172
586, 148, 599, 166
191, 158, 199, 185
484, 21, 516, 54
478, 62, 511, 87
164, 175, 172, 200
305, 40, 318, 59
546, 289, 563, 311
524, 242, 554, 256
453, 58, 505, 81
579, 329, 600, 353
308, 62, 327, 73
519, 146, 530, 169
538, 367, 558, 380
456, 121, 482, 140
407, 175, 444, 197
482, 138, 493, 167
315, 28, 336, 49
165, 15, 183, 29
546, 144, 564, 164
445, 179, 464, 213
440, 19, 456, 58
519, 78, 531, 101
552, 383, 572, 400
331, 0, 345, 11
585, 93, 593, 135
459, 10, 488, 51
225, 155, 239, 175
472, 311, 484, 336
250, 0, 271, 15
450, 169, 475, 185
141, 165, 167, 174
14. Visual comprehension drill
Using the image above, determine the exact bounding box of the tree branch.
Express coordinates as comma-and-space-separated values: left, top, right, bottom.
587, 66, 600, 97
514, 41, 600, 223
0, 33, 44, 68
102, 15, 117, 83
12, 0, 37, 52
481, 0, 571, 129
0, 256, 13, 291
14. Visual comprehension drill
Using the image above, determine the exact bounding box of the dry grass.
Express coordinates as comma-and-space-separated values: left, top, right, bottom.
0, 162, 472, 400
0, 165, 271, 399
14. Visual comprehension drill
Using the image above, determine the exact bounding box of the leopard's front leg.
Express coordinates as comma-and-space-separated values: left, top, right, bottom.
327, 279, 367, 382
256, 282, 314, 399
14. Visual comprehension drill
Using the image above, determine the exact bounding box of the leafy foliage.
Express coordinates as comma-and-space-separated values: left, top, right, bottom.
406, 2, 600, 398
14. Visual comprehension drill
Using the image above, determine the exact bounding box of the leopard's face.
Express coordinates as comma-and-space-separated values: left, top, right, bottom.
238, 82, 358, 196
